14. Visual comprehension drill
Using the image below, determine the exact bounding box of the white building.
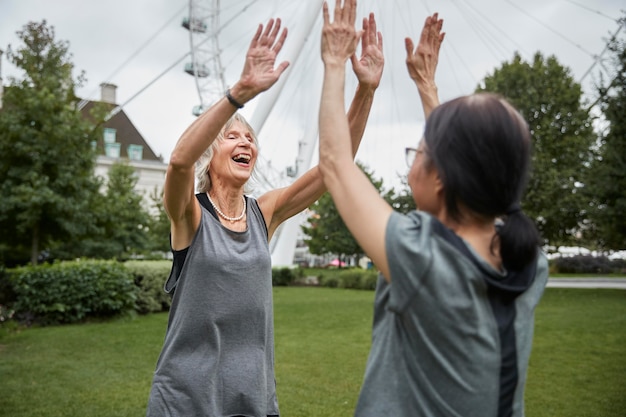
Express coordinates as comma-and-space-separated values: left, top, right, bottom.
81, 83, 167, 213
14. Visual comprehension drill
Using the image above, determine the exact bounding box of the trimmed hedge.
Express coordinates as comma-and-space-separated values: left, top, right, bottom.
551, 255, 626, 274
359, 271, 379, 290
272, 267, 295, 286
2, 260, 383, 328
9, 260, 136, 325
124, 260, 172, 314
317, 268, 379, 290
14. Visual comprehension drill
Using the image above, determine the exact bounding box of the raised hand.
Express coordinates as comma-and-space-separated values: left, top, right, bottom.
237, 18, 290, 101
405, 13, 445, 117
405, 13, 444, 89
351, 13, 384, 89
321, 0, 359, 67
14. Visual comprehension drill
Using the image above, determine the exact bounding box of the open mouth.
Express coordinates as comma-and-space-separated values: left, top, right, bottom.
232, 153, 251, 164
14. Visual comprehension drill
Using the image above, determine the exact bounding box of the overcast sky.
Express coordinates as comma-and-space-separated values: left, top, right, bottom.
1, 0, 623, 190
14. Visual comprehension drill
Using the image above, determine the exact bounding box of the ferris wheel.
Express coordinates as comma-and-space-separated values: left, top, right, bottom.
182, 0, 225, 117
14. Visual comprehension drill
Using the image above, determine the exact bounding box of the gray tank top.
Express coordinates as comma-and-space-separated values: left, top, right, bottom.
147, 195, 278, 417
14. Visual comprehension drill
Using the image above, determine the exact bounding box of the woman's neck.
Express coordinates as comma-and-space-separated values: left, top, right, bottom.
442, 210, 502, 272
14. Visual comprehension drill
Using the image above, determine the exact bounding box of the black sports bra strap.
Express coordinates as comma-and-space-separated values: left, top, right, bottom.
196, 193, 218, 219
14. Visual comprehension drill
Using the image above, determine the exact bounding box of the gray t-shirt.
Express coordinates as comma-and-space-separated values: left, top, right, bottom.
147, 196, 278, 417
354, 211, 548, 417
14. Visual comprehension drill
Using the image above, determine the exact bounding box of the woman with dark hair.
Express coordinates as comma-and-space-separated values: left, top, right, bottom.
318, 4, 547, 416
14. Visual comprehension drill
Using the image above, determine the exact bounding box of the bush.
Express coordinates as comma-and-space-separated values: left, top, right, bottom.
551, 255, 622, 274
359, 271, 379, 290
338, 270, 363, 289
0, 265, 16, 306
319, 268, 374, 290
0, 303, 15, 325
272, 267, 303, 286
319, 271, 340, 288
124, 260, 172, 314
10, 260, 136, 325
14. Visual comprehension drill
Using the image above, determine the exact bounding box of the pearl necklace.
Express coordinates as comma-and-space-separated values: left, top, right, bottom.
206, 193, 246, 222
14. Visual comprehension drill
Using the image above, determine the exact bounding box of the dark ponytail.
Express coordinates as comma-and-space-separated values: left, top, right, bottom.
498, 209, 540, 271
424, 93, 542, 271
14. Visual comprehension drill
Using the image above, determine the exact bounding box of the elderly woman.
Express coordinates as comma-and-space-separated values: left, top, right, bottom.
146, 12, 384, 417
318, 3, 548, 416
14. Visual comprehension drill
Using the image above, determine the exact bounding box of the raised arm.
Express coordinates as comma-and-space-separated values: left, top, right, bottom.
318, 0, 393, 280
259, 4, 384, 240
346, 12, 384, 147
405, 13, 445, 119
165, 18, 289, 250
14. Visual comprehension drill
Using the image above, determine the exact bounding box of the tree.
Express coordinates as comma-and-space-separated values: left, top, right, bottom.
383, 176, 416, 214
65, 162, 150, 260
301, 162, 384, 265
477, 52, 595, 249
585, 19, 626, 251
301, 191, 358, 266
101, 162, 151, 258
145, 187, 171, 254
0, 21, 101, 266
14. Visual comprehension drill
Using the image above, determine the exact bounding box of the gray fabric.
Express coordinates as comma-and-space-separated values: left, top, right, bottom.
354, 211, 548, 417
147, 197, 278, 417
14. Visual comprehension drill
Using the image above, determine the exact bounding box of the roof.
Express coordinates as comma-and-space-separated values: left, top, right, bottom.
80, 101, 162, 162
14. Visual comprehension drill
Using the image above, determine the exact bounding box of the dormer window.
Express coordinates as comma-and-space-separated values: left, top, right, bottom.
128, 144, 144, 161
105, 142, 121, 158
103, 128, 116, 144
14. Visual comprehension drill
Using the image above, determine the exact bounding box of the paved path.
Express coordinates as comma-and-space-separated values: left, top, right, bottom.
547, 278, 626, 289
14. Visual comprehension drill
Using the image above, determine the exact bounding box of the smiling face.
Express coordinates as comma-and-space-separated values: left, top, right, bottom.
209, 120, 258, 188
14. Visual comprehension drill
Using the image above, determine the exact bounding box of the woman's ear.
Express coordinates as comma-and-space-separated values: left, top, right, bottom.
434, 170, 445, 196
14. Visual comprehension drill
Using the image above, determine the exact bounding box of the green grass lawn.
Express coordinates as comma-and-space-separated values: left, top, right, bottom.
0, 287, 624, 417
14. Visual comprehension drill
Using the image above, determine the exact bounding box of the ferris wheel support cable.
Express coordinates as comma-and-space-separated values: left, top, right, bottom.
580, 22, 624, 84
104, 4, 187, 85
80, 4, 187, 109
242, 0, 324, 266
248, 0, 325, 136
105, 52, 190, 121
504, 0, 595, 58
269, 58, 323, 265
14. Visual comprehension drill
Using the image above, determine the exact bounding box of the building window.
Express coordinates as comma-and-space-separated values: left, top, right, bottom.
105, 142, 121, 158
128, 144, 144, 161
103, 128, 116, 144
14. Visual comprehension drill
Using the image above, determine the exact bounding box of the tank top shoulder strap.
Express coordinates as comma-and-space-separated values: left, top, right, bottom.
196, 192, 218, 219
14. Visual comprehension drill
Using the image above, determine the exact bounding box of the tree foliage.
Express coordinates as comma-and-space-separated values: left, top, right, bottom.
55, 162, 151, 260
301, 162, 384, 263
0, 21, 101, 266
585, 19, 626, 251
477, 52, 595, 248
145, 188, 171, 253
99, 162, 150, 258
383, 176, 416, 214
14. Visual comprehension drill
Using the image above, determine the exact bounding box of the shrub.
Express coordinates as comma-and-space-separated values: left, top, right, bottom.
124, 260, 172, 314
359, 271, 379, 290
272, 267, 301, 286
551, 255, 618, 274
336, 269, 380, 290
319, 273, 340, 288
10, 260, 136, 325
338, 269, 363, 289
0, 303, 15, 324
610, 258, 626, 273
0, 265, 16, 306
